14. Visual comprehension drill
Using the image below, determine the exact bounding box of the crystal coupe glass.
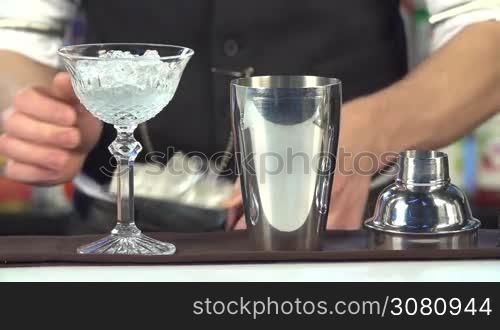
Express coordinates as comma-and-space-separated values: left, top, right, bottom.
58, 43, 193, 255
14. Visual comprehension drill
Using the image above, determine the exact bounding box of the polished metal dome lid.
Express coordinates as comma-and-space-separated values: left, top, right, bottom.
365, 150, 481, 235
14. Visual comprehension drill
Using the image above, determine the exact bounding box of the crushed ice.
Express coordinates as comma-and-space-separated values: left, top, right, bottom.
75, 49, 184, 91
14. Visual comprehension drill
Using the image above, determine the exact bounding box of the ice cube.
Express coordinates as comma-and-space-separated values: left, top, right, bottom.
142, 50, 161, 58
74, 49, 180, 93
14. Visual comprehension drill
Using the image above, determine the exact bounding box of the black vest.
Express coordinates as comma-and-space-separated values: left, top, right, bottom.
80, 0, 407, 184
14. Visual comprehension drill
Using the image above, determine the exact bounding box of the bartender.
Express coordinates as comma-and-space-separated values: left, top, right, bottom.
0, 0, 499, 232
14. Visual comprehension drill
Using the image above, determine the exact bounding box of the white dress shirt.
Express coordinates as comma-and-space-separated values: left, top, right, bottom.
0, 0, 79, 67
426, 0, 500, 50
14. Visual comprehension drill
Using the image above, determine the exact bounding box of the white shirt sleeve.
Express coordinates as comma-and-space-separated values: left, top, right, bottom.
0, 0, 79, 68
426, 0, 500, 51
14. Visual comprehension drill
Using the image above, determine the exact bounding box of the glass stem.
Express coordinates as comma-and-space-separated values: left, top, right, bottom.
109, 125, 142, 232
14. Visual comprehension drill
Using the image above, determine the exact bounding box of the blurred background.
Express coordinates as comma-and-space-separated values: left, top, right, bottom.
0, 0, 499, 234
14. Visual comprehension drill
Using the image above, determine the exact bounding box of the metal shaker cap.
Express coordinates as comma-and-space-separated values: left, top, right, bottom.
365, 150, 480, 235
397, 150, 449, 187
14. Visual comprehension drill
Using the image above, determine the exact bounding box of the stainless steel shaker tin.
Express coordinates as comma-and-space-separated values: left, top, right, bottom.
231, 76, 342, 251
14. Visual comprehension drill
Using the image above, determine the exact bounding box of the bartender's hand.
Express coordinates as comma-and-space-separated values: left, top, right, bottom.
325, 97, 382, 230
0, 72, 102, 185
326, 149, 372, 230
223, 178, 247, 230
223, 97, 384, 230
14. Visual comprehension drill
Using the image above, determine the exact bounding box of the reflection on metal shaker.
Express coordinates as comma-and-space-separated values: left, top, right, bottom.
231, 76, 342, 251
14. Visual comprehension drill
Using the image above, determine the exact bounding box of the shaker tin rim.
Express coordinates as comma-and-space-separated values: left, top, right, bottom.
231, 75, 341, 90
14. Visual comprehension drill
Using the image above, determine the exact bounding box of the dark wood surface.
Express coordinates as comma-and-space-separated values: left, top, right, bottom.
0, 229, 499, 267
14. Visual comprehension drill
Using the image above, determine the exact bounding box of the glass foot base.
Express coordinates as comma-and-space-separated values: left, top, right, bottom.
77, 224, 176, 255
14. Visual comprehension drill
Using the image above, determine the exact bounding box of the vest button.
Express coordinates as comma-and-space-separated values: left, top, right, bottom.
223, 39, 239, 57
